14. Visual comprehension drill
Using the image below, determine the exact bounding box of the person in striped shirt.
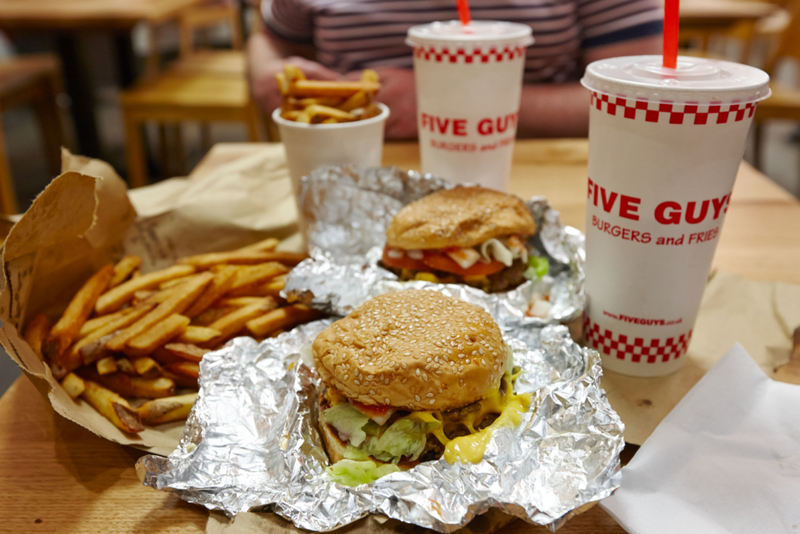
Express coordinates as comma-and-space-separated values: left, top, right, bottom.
249, 0, 663, 139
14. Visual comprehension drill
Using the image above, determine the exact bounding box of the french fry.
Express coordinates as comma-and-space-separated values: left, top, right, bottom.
79, 308, 132, 337
80, 369, 175, 399
68, 304, 154, 366
23, 314, 51, 361
177, 250, 308, 269
60, 372, 85, 400
275, 71, 290, 95
237, 237, 280, 252
96, 355, 118, 375
298, 97, 344, 107
284, 63, 306, 82
164, 361, 200, 380
44, 264, 115, 362
304, 104, 356, 121
175, 326, 221, 345
192, 307, 234, 327
138, 393, 198, 425
296, 110, 312, 123
125, 314, 191, 357
116, 357, 136, 375
133, 356, 162, 378
151, 347, 184, 366
163, 370, 198, 389
215, 297, 266, 308
246, 304, 322, 337
183, 267, 237, 318
159, 274, 200, 290
291, 80, 380, 97
339, 90, 369, 112
361, 69, 379, 83
80, 379, 144, 433
95, 264, 196, 314
164, 343, 209, 363
227, 262, 288, 293
207, 298, 277, 342
105, 273, 212, 352
110, 255, 142, 287
239, 276, 286, 302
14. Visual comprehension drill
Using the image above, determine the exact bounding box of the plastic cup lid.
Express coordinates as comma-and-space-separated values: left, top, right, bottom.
406, 20, 533, 48
582, 55, 771, 104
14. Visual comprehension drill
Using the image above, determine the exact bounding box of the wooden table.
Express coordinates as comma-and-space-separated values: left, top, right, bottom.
0, 0, 210, 158
1, 140, 798, 533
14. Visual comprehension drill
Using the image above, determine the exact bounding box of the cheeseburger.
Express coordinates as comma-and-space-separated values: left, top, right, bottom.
313, 290, 529, 484
380, 187, 537, 293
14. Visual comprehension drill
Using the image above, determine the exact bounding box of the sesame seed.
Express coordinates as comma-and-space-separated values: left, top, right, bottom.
426, 393, 434, 398
354, 379, 361, 385
415, 395, 421, 401
429, 399, 436, 405
369, 389, 375, 394
415, 369, 420, 376
385, 398, 391, 404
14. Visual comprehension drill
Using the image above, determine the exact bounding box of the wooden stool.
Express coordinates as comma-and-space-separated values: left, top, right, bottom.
753, 0, 800, 184
121, 4, 260, 187
0, 54, 64, 213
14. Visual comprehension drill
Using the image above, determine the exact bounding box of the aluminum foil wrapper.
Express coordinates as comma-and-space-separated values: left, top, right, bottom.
137, 318, 624, 532
284, 166, 585, 327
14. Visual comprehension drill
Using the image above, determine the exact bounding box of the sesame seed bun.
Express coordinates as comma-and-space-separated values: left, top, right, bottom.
385, 187, 536, 250
312, 290, 507, 411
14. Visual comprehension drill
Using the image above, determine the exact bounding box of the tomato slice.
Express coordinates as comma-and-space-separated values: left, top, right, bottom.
381, 247, 426, 271
351, 400, 391, 417
422, 252, 506, 276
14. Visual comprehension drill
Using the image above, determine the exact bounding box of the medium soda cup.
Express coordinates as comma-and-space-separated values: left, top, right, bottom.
580, 56, 770, 377
406, 21, 533, 190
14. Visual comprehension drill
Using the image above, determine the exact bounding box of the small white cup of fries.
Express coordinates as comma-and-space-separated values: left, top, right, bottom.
272, 65, 389, 188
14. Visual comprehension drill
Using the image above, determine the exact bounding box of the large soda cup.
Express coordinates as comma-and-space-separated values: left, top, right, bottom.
581, 56, 770, 377
406, 21, 533, 190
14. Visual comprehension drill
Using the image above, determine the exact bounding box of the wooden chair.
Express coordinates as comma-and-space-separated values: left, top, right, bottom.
121, 4, 260, 188
0, 54, 64, 213
752, 0, 800, 173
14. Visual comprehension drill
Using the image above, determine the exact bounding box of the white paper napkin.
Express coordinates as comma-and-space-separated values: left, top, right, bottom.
601, 343, 800, 534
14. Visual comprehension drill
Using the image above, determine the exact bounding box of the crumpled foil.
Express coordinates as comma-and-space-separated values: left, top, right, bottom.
284, 166, 585, 326
137, 318, 624, 532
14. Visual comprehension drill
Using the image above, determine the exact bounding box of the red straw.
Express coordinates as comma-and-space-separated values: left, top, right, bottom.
663, 0, 680, 69
457, 0, 472, 25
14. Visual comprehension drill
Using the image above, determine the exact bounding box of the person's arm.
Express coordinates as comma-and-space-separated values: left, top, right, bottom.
516, 35, 662, 138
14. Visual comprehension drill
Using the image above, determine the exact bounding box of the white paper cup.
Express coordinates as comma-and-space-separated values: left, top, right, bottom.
581, 56, 770, 377
272, 103, 389, 190
407, 21, 533, 190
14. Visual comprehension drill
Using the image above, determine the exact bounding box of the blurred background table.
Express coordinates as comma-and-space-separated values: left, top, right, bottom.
0, 0, 212, 157
1, 139, 799, 533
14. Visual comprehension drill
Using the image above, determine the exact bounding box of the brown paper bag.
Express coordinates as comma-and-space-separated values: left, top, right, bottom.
0, 148, 300, 455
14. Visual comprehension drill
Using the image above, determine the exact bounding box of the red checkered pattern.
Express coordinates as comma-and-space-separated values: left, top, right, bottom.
590, 92, 757, 125
413, 45, 526, 63
583, 317, 692, 363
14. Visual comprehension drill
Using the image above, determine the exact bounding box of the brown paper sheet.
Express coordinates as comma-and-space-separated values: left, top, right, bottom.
0, 148, 301, 456
602, 270, 800, 446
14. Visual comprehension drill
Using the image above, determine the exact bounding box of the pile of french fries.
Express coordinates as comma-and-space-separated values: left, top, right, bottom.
23, 238, 322, 434
276, 64, 381, 124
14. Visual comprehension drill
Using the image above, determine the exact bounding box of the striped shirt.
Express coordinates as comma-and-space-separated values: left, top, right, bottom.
263, 0, 663, 83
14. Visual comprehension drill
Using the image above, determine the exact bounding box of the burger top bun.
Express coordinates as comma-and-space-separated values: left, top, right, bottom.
385, 187, 536, 250
312, 289, 507, 412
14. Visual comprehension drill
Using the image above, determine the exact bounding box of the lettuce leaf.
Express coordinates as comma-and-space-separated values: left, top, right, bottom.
327, 460, 400, 487
524, 256, 549, 279
321, 403, 370, 446
363, 417, 432, 462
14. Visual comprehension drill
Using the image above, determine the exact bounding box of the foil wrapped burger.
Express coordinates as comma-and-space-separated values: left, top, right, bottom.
313, 289, 531, 485
379, 188, 542, 294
